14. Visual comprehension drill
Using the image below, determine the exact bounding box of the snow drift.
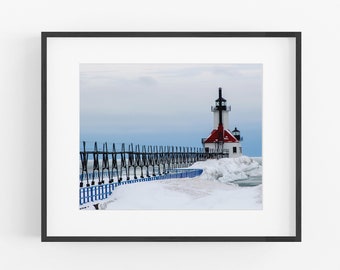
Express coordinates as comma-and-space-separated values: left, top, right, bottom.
190, 156, 262, 183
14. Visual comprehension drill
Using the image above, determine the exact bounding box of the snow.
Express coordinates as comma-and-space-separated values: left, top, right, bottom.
83, 156, 262, 210
190, 156, 262, 182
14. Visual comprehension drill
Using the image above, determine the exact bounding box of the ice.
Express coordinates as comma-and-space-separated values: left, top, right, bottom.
190, 156, 262, 183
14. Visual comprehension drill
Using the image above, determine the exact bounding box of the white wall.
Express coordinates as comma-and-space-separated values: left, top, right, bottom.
204, 142, 242, 157
1, 0, 340, 269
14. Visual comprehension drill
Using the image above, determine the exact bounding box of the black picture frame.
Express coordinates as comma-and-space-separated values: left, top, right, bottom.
42, 32, 301, 242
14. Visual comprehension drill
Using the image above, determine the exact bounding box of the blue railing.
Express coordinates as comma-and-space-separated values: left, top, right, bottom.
79, 168, 203, 206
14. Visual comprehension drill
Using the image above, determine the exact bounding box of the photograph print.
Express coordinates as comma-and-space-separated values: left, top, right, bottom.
79, 63, 263, 210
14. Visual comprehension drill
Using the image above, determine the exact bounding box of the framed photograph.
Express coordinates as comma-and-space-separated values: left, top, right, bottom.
42, 32, 301, 241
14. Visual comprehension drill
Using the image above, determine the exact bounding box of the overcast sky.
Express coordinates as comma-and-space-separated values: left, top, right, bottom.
80, 64, 262, 156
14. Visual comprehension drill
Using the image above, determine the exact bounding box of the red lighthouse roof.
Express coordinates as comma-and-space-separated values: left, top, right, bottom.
204, 124, 238, 143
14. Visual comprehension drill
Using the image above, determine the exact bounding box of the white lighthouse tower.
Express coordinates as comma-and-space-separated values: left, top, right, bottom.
202, 87, 242, 158
211, 88, 231, 130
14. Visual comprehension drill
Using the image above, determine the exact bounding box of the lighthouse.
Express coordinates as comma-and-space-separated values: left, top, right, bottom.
202, 87, 242, 158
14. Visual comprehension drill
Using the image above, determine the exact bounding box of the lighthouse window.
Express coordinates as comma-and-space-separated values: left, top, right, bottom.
233, 147, 237, 153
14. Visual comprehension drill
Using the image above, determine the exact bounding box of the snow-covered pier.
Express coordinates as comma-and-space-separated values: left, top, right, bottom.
79, 141, 226, 206
79, 141, 262, 209
82, 156, 262, 210
79, 168, 203, 206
